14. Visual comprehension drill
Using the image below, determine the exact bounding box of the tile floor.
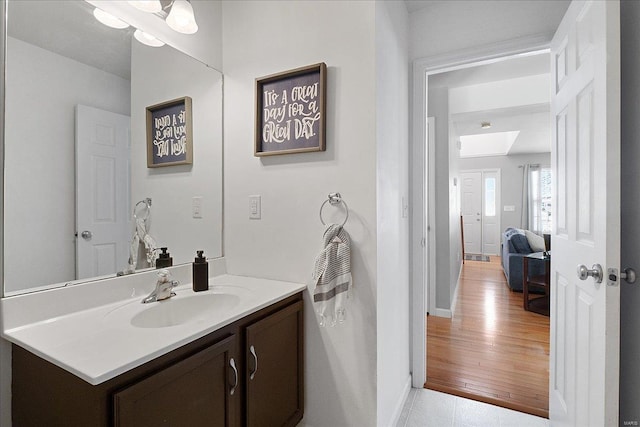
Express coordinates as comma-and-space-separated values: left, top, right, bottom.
398, 388, 549, 427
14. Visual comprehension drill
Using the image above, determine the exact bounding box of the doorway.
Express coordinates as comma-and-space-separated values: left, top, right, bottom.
417, 50, 553, 416
411, 2, 622, 426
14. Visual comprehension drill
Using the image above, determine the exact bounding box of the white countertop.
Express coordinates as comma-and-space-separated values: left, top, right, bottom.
1, 273, 306, 385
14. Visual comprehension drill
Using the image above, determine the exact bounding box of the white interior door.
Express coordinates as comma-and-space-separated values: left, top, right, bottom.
461, 172, 482, 254
481, 171, 500, 255
76, 105, 131, 280
549, 1, 620, 425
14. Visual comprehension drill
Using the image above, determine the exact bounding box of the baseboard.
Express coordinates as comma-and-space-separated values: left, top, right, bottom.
390, 376, 412, 427
433, 261, 463, 319
433, 308, 452, 318
449, 261, 463, 317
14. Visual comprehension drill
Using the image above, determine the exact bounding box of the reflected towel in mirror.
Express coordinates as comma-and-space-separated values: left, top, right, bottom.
120, 216, 158, 275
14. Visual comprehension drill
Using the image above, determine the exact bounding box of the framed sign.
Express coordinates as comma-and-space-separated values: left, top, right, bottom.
146, 96, 193, 167
255, 63, 327, 156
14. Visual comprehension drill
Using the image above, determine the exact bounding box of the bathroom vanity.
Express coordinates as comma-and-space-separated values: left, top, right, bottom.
2, 270, 305, 427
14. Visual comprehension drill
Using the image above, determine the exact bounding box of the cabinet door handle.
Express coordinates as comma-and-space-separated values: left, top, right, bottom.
249, 345, 258, 380
229, 358, 238, 395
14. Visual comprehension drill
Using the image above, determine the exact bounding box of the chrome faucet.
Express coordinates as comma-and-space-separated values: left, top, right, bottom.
142, 269, 179, 304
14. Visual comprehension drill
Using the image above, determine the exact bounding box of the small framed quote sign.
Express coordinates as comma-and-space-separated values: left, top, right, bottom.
146, 96, 193, 168
255, 63, 327, 156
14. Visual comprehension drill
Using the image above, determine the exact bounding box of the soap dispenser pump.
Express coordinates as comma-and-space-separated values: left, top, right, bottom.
156, 247, 173, 269
192, 250, 208, 292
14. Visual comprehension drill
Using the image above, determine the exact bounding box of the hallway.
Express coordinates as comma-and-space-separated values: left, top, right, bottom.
425, 257, 550, 418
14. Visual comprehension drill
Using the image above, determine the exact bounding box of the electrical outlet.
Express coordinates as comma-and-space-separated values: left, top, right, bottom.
192, 196, 203, 218
249, 195, 261, 219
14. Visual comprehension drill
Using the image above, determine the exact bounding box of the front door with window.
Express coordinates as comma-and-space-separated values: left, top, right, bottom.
461, 172, 482, 254
461, 169, 501, 256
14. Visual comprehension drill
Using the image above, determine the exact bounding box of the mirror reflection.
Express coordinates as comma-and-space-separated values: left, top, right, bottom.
3, 0, 223, 296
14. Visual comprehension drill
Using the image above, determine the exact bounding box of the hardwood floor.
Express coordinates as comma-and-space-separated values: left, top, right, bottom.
425, 256, 550, 418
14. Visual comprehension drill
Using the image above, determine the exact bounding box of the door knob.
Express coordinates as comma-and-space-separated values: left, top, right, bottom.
80, 230, 92, 240
621, 267, 637, 284
577, 264, 603, 283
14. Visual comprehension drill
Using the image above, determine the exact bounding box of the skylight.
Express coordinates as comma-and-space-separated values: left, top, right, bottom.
459, 131, 520, 158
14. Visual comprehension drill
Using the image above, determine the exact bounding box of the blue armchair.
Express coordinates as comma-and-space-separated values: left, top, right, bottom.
501, 228, 546, 292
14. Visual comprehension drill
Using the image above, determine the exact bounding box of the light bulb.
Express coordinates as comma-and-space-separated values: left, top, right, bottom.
128, 1, 162, 13
134, 29, 165, 47
166, 0, 198, 34
93, 8, 130, 29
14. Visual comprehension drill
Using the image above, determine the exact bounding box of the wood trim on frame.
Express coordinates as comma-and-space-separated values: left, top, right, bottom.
146, 96, 193, 168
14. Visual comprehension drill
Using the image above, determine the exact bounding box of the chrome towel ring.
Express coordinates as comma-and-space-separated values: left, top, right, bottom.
319, 192, 349, 227
133, 197, 152, 220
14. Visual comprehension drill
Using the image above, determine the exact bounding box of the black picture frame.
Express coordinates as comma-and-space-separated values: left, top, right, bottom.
255, 63, 327, 156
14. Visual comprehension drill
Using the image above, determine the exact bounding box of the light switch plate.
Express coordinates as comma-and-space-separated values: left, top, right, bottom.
192, 197, 203, 218
249, 195, 261, 219
402, 196, 409, 218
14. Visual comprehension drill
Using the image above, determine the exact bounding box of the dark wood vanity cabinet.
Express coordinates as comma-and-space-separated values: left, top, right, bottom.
12, 293, 303, 427
245, 301, 304, 427
113, 335, 239, 427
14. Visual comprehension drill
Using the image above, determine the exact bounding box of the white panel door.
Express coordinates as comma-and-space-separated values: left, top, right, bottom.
76, 105, 131, 280
549, 1, 620, 426
482, 171, 500, 255
461, 172, 482, 254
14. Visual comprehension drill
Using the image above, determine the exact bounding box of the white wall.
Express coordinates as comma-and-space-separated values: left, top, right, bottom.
620, 1, 640, 423
448, 119, 461, 309
449, 74, 549, 114
409, 0, 570, 61
458, 152, 551, 232
428, 87, 461, 312
222, 1, 378, 425
375, 1, 410, 425
4, 37, 130, 294
130, 42, 223, 265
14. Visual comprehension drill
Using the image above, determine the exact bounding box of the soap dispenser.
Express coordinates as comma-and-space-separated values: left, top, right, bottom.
192, 250, 208, 292
156, 247, 173, 269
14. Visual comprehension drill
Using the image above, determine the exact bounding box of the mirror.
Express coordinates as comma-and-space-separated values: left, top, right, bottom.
3, 1, 223, 296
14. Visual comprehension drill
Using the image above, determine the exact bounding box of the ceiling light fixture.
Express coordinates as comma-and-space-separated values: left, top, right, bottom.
93, 8, 130, 29
166, 0, 199, 34
481, 121, 492, 129
134, 29, 166, 47
128, 0, 162, 14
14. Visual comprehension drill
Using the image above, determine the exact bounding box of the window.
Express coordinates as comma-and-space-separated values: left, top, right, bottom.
540, 168, 552, 233
530, 167, 552, 234
485, 177, 496, 217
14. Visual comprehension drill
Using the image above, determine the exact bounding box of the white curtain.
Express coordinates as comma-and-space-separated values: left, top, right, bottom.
521, 164, 541, 232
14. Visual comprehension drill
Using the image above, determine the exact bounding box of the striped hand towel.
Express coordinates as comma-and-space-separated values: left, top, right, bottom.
312, 224, 352, 326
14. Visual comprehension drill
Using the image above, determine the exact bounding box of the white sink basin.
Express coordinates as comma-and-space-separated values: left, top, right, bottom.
131, 293, 241, 328
102, 285, 255, 329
